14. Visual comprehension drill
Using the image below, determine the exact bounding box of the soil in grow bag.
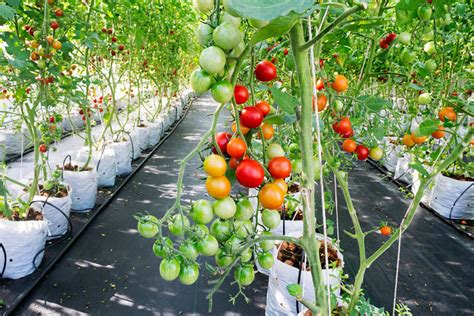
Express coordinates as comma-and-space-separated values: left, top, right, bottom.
277, 240, 341, 270
1, 208, 44, 222
442, 172, 474, 182
38, 184, 69, 198
62, 163, 93, 172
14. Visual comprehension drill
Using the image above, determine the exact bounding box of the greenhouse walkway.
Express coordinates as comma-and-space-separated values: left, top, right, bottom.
10, 95, 474, 315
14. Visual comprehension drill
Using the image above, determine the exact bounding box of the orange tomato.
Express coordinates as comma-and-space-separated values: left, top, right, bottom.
402, 133, 415, 147
260, 123, 274, 140
342, 139, 357, 153
52, 40, 62, 50
227, 138, 247, 158
317, 94, 327, 112
431, 125, 445, 139
331, 75, 348, 93
229, 157, 239, 169
203, 154, 227, 177
206, 176, 231, 199
258, 183, 284, 210
231, 122, 250, 135
46, 35, 54, 45
438, 107, 456, 122
273, 179, 288, 195
411, 133, 427, 144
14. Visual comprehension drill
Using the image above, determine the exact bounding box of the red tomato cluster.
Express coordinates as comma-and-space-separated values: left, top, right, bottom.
380, 33, 397, 49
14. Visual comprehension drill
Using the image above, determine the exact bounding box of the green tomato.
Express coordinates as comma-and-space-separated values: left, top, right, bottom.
235, 198, 254, 221
417, 5, 432, 20
234, 220, 254, 238
240, 247, 252, 263
211, 80, 234, 104
334, 100, 344, 112
423, 41, 436, 55
42, 180, 54, 191
168, 214, 190, 236
179, 263, 199, 285
210, 219, 232, 242
291, 159, 303, 174
229, 41, 245, 59
137, 215, 159, 238
192, 0, 214, 13
179, 242, 199, 261
199, 46, 226, 74
261, 209, 281, 230
37, 59, 46, 69
266, 143, 285, 159
212, 196, 236, 219
190, 199, 214, 224
153, 237, 173, 257
215, 249, 235, 267
369, 147, 384, 161
190, 68, 213, 94
195, 23, 214, 47
259, 231, 274, 251
52, 170, 62, 179
213, 22, 242, 51
258, 252, 274, 269
288, 143, 299, 154
220, 11, 241, 28
425, 59, 437, 72
398, 32, 411, 45
400, 48, 416, 66
197, 235, 219, 256
159, 258, 181, 281
421, 29, 434, 41
418, 93, 431, 105
234, 264, 255, 286
195, 223, 210, 238
226, 235, 244, 253
249, 18, 269, 28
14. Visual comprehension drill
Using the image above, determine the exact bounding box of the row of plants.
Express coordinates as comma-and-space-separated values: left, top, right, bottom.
137, 0, 472, 315
0, 0, 197, 280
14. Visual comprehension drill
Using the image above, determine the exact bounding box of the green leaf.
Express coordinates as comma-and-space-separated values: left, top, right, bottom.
408, 82, 424, 91
410, 161, 429, 178
357, 95, 390, 112
269, 87, 297, 115
414, 119, 438, 137
228, 0, 313, 21
0, 4, 15, 20
372, 126, 386, 140
264, 114, 285, 125
249, 13, 299, 46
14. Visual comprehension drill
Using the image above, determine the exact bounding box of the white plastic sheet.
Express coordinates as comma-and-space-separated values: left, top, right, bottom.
394, 153, 413, 184
0, 128, 25, 156
429, 174, 474, 220
110, 141, 132, 176
127, 129, 142, 160
76, 146, 117, 187
147, 121, 163, 147
135, 126, 151, 151
33, 187, 72, 240
0, 212, 48, 279
63, 166, 98, 212
383, 143, 401, 173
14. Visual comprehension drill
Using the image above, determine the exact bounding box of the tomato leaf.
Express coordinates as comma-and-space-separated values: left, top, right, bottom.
249, 13, 299, 46
228, 0, 313, 21
269, 87, 297, 115
0, 4, 15, 20
357, 95, 390, 112
264, 114, 285, 125
414, 119, 438, 137
410, 161, 430, 178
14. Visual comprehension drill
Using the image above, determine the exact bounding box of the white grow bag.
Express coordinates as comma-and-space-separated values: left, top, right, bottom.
383, 144, 401, 173
394, 153, 413, 184
110, 141, 133, 176
147, 121, 163, 147
32, 186, 72, 240
0, 208, 48, 279
429, 174, 474, 220
76, 146, 117, 187
0, 128, 25, 156
266, 232, 344, 316
128, 129, 142, 160
61, 113, 84, 132
63, 166, 98, 212
135, 126, 151, 151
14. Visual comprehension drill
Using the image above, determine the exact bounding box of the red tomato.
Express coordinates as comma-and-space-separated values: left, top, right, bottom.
234, 85, 249, 105
240, 107, 263, 129
333, 117, 352, 136
255, 60, 277, 82
255, 101, 271, 116
316, 79, 325, 91
379, 38, 389, 49
268, 157, 291, 179
227, 138, 247, 158
212, 132, 232, 155
355, 145, 369, 161
386, 33, 397, 43
39, 144, 47, 153
236, 159, 265, 188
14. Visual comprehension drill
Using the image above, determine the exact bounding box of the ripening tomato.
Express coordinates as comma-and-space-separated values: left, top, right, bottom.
369, 147, 384, 161
333, 117, 352, 135
380, 226, 392, 236
231, 122, 250, 135
234, 84, 249, 104
316, 78, 324, 91
259, 123, 274, 140
316, 94, 327, 112
355, 145, 369, 161
268, 157, 292, 179
438, 107, 456, 122
255, 60, 277, 82
402, 133, 415, 147
273, 179, 288, 195
229, 157, 239, 169
206, 176, 231, 199
204, 154, 227, 177
255, 100, 271, 116
212, 132, 232, 155
227, 138, 247, 158
342, 139, 357, 153
331, 75, 348, 92
39, 144, 48, 153
431, 125, 445, 139
236, 159, 265, 188
259, 183, 284, 209
411, 133, 427, 145
240, 106, 263, 128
